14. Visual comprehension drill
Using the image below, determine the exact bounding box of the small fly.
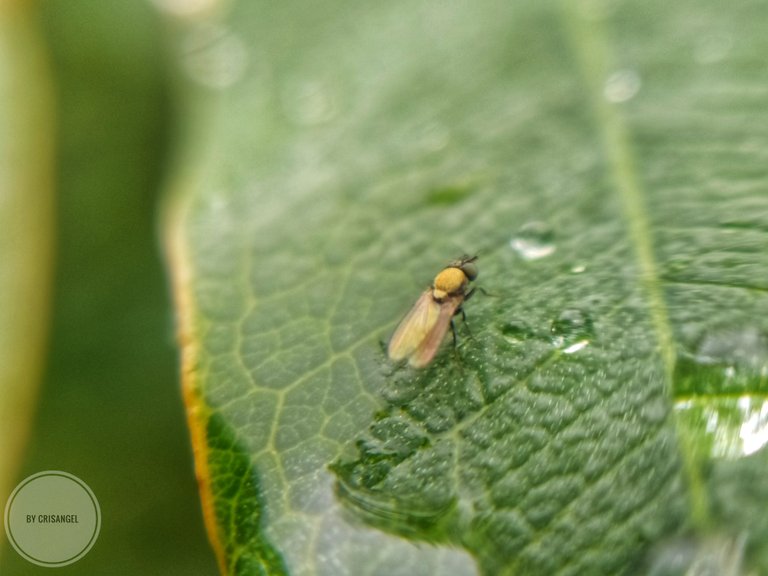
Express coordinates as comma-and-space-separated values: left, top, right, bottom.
387, 255, 478, 368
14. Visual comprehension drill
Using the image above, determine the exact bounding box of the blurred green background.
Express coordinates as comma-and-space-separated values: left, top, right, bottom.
0, 1, 216, 574
2, 0, 768, 574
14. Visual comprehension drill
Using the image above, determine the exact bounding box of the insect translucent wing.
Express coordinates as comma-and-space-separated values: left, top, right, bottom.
388, 290, 442, 362
408, 296, 462, 368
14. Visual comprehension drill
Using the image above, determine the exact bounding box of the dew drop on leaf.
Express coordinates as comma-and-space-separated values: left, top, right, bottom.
550, 308, 594, 350
570, 263, 587, 274
603, 69, 641, 103
150, 0, 219, 17
509, 221, 556, 261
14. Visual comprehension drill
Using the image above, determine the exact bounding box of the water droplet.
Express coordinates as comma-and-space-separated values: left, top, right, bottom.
551, 309, 593, 340
674, 395, 768, 458
603, 69, 641, 103
181, 24, 247, 89
570, 263, 586, 274
151, 0, 219, 17
510, 222, 555, 261
562, 340, 589, 354
551, 310, 594, 354
281, 79, 338, 125
694, 34, 733, 65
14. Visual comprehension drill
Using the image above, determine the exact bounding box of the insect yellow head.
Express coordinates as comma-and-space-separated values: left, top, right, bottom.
387, 255, 479, 368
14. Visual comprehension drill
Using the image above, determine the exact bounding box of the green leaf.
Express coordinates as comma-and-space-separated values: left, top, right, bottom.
0, 2, 54, 505
164, 0, 768, 574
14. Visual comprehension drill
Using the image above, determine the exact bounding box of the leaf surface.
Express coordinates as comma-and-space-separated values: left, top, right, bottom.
165, 1, 768, 574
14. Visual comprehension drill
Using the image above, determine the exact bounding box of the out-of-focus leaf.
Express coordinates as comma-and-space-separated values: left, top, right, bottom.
0, 1, 217, 574
0, 1, 54, 509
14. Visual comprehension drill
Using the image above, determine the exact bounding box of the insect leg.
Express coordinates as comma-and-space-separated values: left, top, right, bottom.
449, 317, 465, 365
460, 308, 475, 340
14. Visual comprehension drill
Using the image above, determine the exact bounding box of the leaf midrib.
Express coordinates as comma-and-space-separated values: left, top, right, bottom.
559, 0, 709, 530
